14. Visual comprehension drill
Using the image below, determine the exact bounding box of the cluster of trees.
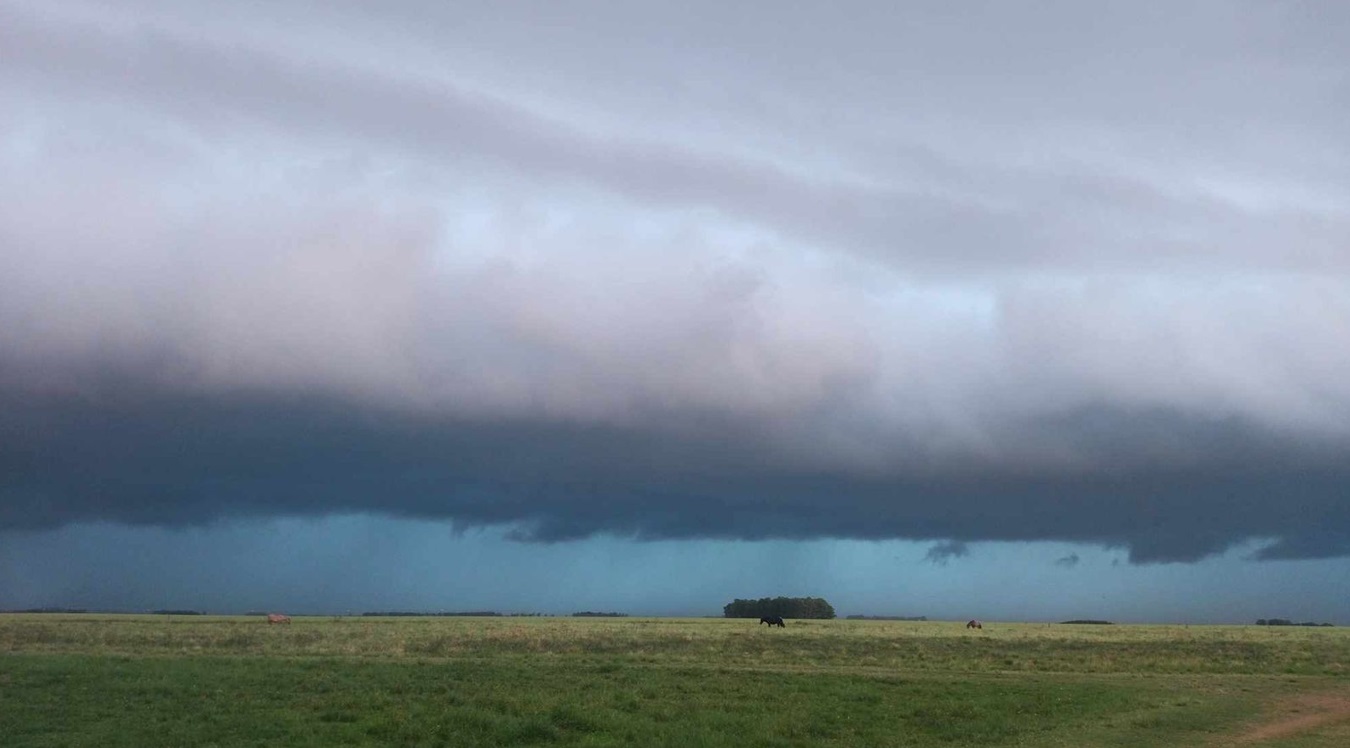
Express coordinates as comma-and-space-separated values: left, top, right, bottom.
723, 597, 836, 619
1061, 620, 1114, 625
1255, 619, 1334, 627
572, 611, 628, 617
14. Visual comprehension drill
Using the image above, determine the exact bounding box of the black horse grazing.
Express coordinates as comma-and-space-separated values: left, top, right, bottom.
966, 619, 982, 629
759, 616, 786, 628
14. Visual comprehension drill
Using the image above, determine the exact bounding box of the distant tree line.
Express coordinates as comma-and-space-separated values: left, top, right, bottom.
1255, 619, 1334, 627
723, 597, 836, 619
360, 611, 504, 617
1060, 620, 1114, 625
846, 615, 927, 621
572, 611, 628, 617
152, 609, 205, 615
12, 608, 89, 614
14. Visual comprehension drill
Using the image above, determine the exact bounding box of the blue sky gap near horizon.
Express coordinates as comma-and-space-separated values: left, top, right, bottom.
2, 1, 1349, 623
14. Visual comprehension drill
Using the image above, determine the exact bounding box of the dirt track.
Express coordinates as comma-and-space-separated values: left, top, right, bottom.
1224, 690, 1350, 745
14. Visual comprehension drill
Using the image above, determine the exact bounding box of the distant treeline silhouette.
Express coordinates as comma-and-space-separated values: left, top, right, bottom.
152, 609, 206, 616
572, 611, 628, 617
1060, 620, 1114, 625
724, 597, 836, 619
361, 611, 505, 617
845, 615, 927, 621
1256, 619, 1334, 627
11, 608, 89, 614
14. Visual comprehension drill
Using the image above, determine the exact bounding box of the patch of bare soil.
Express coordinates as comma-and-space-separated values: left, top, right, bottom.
1225, 690, 1350, 745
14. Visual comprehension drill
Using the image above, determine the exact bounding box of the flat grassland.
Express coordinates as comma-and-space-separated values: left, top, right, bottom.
3, 615, 1348, 746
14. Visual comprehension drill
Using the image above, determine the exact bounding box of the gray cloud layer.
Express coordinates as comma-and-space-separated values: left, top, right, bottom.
3, 1, 1349, 561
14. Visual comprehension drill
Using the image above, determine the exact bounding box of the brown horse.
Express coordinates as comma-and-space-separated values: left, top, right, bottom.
966, 619, 982, 629
266, 613, 292, 624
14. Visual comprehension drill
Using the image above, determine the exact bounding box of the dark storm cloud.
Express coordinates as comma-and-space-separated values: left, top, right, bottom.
1054, 554, 1081, 569
2, 1, 1350, 562
5, 384, 1348, 563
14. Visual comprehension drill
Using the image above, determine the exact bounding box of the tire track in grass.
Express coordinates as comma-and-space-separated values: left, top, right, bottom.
1222, 689, 1350, 745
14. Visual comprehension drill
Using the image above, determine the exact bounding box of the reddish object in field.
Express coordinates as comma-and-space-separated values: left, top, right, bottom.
266, 613, 292, 624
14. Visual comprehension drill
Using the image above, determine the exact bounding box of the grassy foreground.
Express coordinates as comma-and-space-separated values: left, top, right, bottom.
2, 615, 1348, 746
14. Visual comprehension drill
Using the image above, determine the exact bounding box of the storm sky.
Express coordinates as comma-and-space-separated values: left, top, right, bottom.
3, 1, 1350, 621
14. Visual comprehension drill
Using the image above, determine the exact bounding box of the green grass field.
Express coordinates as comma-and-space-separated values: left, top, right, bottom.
3, 615, 1348, 746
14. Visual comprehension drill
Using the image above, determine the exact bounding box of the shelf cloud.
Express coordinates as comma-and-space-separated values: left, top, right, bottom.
3, 1, 1348, 563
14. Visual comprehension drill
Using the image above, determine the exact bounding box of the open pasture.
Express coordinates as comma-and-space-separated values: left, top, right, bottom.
3, 615, 1348, 746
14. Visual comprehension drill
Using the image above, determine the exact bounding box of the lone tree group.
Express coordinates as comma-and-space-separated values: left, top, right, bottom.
723, 596, 836, 620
